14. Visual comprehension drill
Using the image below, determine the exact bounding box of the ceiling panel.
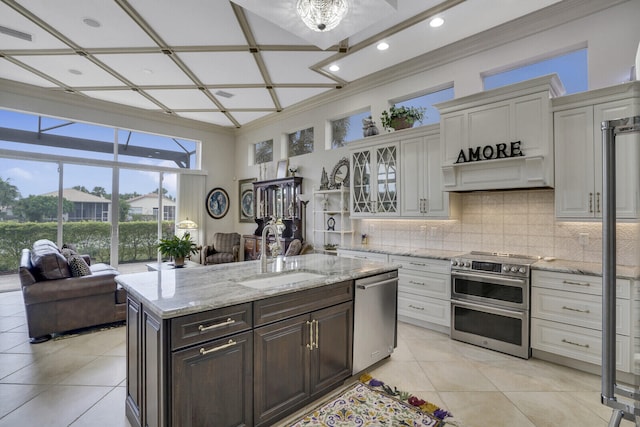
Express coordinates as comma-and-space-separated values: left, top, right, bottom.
81, 89, 161, 110
145, 89, 216, 110
210, 87, 274, 110
0, 2, 68, 49
261, 51, 336, 84
178, 52, 264, 85
243, 11, 309, 46
0, 58, 58, 87
275, 87, 333, 109
15, 0, 157, 48
176, 111, 234, 127
95, 53, 194, 86
17, 55, 124, 87
230, 111, 274, 126
129, 0, 247, 46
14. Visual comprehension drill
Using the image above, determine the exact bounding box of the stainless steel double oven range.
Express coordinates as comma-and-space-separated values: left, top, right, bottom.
450, 251, 538, 359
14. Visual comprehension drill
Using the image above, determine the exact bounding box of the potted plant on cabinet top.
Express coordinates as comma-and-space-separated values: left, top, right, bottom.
157, 232, 198, 267
380, 105, 427, 131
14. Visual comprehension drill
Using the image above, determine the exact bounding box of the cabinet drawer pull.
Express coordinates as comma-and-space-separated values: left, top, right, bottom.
562, 306, 590, 314
314, 319, 319, 349
409, 280, 425, 286
200, 339, 236, 355
562, 280, 590, 287
199, 318, 235, 332
409, 262, 426, 267
354, 255, 367, 259
596, 192, 600, 213
306, 320, 314, 350
408, 304, 425, 311
589, 192, 593, 213
561, 338, 589, 349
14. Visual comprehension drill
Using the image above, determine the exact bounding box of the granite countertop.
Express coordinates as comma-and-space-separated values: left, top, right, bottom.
115, 254, 399, 319
339, 244, 464, 261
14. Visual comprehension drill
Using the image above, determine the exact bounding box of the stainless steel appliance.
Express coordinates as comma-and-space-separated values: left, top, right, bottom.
450, 251, 538, 359
352, 270, 398, 374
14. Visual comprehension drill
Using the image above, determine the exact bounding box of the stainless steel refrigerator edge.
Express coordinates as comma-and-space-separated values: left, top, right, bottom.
352, 270, 398, 374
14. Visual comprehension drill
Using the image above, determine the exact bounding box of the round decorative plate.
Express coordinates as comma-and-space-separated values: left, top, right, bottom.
206, 187, 229, 219
329, 157, 349, 189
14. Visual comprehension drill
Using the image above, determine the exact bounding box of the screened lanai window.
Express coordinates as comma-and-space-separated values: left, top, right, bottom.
483, 48, 587, 94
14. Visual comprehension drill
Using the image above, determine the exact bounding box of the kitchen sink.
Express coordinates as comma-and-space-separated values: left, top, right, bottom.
237, 272, 326, 289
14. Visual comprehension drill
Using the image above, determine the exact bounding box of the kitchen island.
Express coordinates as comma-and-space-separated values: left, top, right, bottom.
116, 254, 398, 427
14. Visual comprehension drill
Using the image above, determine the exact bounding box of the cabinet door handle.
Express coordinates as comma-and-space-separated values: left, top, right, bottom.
423, 198, 428, 213
562, 306, 591, 314
409, 280, 425, 286
596, 192, 600, 213
200, 339, 236, 355
409, 262, 426, 267
314, 319, 319, 349
408, 304, 425, 311
199, 318, 235, 332
561, 338, 589, 349
306, 320, 314, 350
589, 192, 593, 213
562, 280, 591, 287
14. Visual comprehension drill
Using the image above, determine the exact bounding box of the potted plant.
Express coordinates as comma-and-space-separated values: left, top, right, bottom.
380, 105, 427, 131
157, 232, 198, 267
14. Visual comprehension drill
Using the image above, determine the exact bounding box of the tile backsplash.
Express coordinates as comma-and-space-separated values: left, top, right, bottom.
354, 189, 640, 266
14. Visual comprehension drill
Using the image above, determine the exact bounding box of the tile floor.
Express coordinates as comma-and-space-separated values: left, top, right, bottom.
0, 290, 635, 427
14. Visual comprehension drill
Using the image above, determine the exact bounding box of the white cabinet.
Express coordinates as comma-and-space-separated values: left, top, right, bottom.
336, 249, 388, 263
350, 141, 399, 217
312, 188, 353, 253
553, 83, 640, 219
389, 255, 451, 333
400, 129, 459, 218
531, 269, 633, 372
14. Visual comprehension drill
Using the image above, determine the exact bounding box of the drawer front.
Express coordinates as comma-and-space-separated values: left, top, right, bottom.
398, 270, 450, 299
531, 287, 630, 335
171, 303, 252, 351
389, 255, 450, 275
531, 318, 630, 372
532, 270, 631, 299
337, 249, 388, 262
254, 280, 353, 327
397, 293, 450, 327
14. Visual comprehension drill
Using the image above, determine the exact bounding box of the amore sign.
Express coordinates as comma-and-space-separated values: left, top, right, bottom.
455, 141, 524, 164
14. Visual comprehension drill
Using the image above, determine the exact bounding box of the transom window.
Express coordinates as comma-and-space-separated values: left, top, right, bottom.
287, 127, 314, 157
393, 86, 454, 127
331, 110, 371, 149
254, 139, 273, 164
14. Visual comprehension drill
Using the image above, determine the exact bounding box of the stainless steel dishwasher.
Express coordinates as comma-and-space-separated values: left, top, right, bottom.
352, 270, 398, 374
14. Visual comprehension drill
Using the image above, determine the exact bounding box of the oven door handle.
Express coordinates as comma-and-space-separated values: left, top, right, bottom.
451, 270, 527, 287
452, 299, 526, 317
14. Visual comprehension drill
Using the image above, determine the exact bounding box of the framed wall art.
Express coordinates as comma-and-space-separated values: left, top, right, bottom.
239, 178, 256, 223
276, 159, 289, 179
206, 187, 229, 219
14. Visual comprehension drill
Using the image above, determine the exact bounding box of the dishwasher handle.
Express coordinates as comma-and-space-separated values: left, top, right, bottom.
356, 277, 398, 290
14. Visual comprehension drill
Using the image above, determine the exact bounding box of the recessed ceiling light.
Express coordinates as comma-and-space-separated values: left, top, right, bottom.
377, 42, 389, 51
68, 69, 83, 75
430, 17, 444, 28
83, 18, 101, 28
329, 64, 340, 72
142, 68, 153, 75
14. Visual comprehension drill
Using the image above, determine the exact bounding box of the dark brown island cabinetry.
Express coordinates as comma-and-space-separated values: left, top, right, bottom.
125, 280, 353, 427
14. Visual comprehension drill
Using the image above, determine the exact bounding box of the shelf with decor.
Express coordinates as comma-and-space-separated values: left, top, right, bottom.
313, 187, 353, 254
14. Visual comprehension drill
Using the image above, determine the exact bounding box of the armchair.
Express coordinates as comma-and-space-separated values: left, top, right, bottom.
201, 232, 241, 265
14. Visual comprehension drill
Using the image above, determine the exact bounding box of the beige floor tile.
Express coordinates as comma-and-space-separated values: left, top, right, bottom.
369, 360, 435, 392
70, 386, 132, 427
406, 338, 468, 362
504, 391, 608, 427
0, 383, 50, 418
388, 336, 415, 361
103, 341, 127, 357
0, 385, 111, 427
0, 351, 97, 385
440, 391, 536, 427
5, 336, 74, 357
570, 392, 637, 426
0, 303, 25, 317
0, 331, 29, 352
0, 316, 26, 332
60, 356, 126, 386
0, 353, 38, 379
420, 360, 498, 392
57, 326, 126, 357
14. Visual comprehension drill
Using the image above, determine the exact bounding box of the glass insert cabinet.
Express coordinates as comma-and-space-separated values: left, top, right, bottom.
351, 142, 398, 217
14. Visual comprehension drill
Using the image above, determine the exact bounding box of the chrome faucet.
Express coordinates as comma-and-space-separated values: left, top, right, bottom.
260, 222, 282, 272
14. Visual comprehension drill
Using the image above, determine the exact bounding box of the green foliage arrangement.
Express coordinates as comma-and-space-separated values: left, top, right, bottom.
380, 106, 427, 131
157, 232, 198, 262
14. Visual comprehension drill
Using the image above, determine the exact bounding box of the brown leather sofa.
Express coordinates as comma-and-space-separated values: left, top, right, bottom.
19, 240, 126, 343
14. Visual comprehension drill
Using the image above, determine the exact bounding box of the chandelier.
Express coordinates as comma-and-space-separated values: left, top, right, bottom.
296, 0, 349, 32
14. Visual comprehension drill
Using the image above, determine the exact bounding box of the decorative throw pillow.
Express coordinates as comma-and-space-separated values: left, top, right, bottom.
68, 254, 92, 277
61, 247, 78, 259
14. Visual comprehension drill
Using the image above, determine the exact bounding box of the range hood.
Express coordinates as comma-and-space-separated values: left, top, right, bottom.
436, 75, 565, 192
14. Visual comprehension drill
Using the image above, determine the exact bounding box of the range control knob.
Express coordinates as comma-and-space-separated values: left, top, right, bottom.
510, 266, 518, 273
502, 265, 509, 272
519, 267, 526, 274
451, 260, 458, 266
464, 261, 471, 268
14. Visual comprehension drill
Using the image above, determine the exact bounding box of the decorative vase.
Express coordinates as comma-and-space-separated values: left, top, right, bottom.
282, 218, 293, 238
362, 117, 379, 137
254, 217, 265, 236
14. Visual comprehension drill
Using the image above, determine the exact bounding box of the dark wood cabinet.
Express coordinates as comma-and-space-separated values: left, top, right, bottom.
253, 288, 353, 427
172, 331, 253, 427
125, 297, 141, 427
243, 235, 295, 261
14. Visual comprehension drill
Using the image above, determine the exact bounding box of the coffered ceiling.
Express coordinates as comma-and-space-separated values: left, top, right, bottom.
0, 0, 608, 129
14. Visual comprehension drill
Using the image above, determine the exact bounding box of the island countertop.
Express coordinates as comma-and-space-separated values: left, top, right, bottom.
115, 254, 399, 319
